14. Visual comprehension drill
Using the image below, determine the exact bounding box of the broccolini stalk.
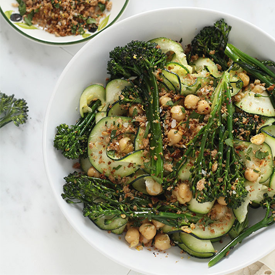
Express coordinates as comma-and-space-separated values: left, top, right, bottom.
167, 72, 247, 208
54, 99, 100, 159
0, 92, 28, 128
190, 72, 228, 202
225, 44, 275, 108
208, 194, 275, 267
62, 172, 207, 227
107, 40, 167, 182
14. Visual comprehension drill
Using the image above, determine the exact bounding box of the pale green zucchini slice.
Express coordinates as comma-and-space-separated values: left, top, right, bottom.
233, 180, 268, 223
149, 37, 192, 71
190, 208, 235, 240
79, 84, 106, 117
88, 116, 139, 177
234, 140, 274, 183
106, 79, 131, 106
234, 89, 275, 117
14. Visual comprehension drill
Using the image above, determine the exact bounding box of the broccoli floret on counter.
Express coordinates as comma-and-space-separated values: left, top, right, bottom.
0, 92, 29, 128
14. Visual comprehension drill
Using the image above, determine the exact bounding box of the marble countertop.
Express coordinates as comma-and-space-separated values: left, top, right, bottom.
0, 1, 274, 274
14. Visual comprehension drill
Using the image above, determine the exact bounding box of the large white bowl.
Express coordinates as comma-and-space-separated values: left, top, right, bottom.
43, 7, 275, 275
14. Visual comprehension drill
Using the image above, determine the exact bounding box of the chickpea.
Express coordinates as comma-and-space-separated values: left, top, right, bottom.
152, 220, 165, 229
172, 183, 192, 204
119, 137, 134, 154
244, 168, 260, 182
87, 166, 100, 178
250, 133, 265, 145
217, 196, 227, 206
178, 183, 192, 202
145, 177, 163, 196
154, 233, 171, 251
238, 72, 250, 87
129, 105, 143, 116
159, 96, 172, 107
170, 105, 186, 121
139, 223, 157, 240
184, 94, 200, 109
125, 227, 140, 248
139, 235, 151, 245
197, 100, 211, 115
168, 129, 183, 145
210, 203, 228, 220
252, 85, 265, 94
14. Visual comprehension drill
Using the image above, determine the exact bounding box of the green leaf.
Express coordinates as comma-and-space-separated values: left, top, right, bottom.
86, 17, 96, 24
5, 10, 13, 19
15, 23, 37, 29
17, 1, 26, 16
165, 100, 174, 107
98, 15, 109, 31
98, 3, 106, 12
255, 150, 269, 160
225, 138, 233, 147
82, 33, 91, 38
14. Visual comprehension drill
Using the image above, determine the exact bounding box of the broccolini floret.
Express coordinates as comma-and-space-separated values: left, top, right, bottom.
107, 40, 168, 183
62, 172, 209, 226
187, 19, 231, 71
0, 92, 29, 128
54, 100, 100, 159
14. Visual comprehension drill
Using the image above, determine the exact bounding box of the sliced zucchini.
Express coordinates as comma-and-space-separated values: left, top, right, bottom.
79, 157, 92, 173
149, 37, 192, 71
190, 208, 235, 240
233, 180, 268, 223
162, 69, 210, 95
88, 116, 139, 177
91, 215, 128, 231
234, 89, 275, 117
178, 158, 194, 181
111, 224, 127, 235
107, 101, 128, 117
180, 232, 215, 257
161, 225, 182, 234
187, 198, 215, 215
234, 140, 274, 183
192, 57, 222, 78
131, 174, 149, 194
95, 111, 107, 123
79, 84, 106, 117
229, 70, 243, 96
108, 150, 145, 166
135, 126, 146, 150
172, 233, 215, 258
106, 79, 131, 105
166, 62, 190, 76
270, 169, 275, 190
259, 125, 275, 158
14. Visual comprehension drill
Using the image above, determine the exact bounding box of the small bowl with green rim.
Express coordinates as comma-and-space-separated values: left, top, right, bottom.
0, 0, 129, 46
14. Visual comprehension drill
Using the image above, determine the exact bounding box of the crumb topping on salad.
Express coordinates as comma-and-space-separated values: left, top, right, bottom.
53, 19, 275, 266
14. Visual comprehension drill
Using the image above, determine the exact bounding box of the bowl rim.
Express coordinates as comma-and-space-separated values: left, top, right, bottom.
0, 0, 129, 46
43, 6, 275, 275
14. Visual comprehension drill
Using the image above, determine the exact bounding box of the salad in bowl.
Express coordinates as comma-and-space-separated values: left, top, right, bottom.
44, 8, 275, 275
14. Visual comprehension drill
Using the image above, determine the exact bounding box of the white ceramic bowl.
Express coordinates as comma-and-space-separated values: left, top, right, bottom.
43, 7, 275, 275
0, 0, 129, 46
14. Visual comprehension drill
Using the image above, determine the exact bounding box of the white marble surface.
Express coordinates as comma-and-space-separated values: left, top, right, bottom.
0, 1, 274, 274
